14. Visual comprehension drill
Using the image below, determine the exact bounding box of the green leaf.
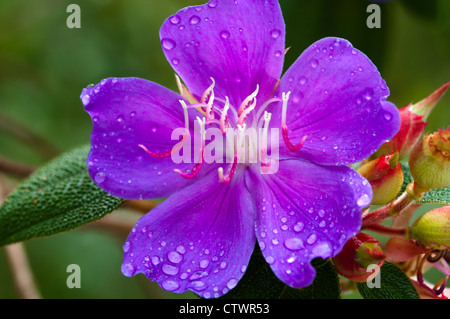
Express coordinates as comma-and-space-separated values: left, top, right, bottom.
356, 262, 419, 299
399, 162, 450, 204
0, 145, 123, 246
221, 246, 341, 299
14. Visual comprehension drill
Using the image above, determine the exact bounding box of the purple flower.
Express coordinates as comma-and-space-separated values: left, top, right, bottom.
81, 0, 399, 298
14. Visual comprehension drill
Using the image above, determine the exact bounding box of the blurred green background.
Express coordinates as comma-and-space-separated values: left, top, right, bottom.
0, 0, 449, 298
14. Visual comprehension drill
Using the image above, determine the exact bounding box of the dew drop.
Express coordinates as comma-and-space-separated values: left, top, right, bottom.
266, 256, 274, 264
220, 30, 230, 39
200, 259, 209, 269
168, 251, 183, 264
294, 222, 304, 232
351, 48, 358, 55
94, 172, 106, 184
172, 58, 179, 65
227, 278, 238, 289
162, 280, 180, 291
384, 111, 392, 121
270, 29, 281, 39
208, 0, 218, 8
284, 237, 304, 250
274, 50, 282, 57
357, 194, 371, 207
176, 245, 186, 254
161, 38, 176, 50
307, 233, 317, 245
299, 76, 308, 85
310, 59, 319, 68
123, 241, 131, 253
189, 15, 201, 25
363, 88, 374, 100
121, 263, 135, 276
82, 94, 92, 106
312, 242, 332, 257
169, 15, 181, 25
162, 263, 179, 275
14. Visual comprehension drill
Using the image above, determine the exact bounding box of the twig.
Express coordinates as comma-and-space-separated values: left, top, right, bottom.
0, 156, 35, 178
4, 243, 41, 299
0, 113, 59, 160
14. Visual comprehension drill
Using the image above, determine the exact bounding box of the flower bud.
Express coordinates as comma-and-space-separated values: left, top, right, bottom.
411, 206, 450, 250
409, 128, 450, 191
357, 152, 403, 205
374, 82, 449, 160
332, 232, 386, 282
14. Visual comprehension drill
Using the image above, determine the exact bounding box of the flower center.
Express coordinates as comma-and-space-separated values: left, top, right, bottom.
139, 77, 307, 184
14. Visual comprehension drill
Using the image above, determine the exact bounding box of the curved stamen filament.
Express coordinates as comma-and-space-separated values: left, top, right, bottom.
237, 97, 257, 125
281, 91, 308, 152
254, 97, 282, 129
218, 152, 239, 184
260, 111, 273, 173
174, 117, 205, 179
220, 96, 230, 134
139, 100, 190, 158
237, 85, 259, 117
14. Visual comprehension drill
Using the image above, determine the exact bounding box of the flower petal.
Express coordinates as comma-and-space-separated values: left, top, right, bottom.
274, 37, 400, 165
246, 159, 371, 288
82, 77, 203, 200
121, 168, 256, 298
160, 0, 285, 107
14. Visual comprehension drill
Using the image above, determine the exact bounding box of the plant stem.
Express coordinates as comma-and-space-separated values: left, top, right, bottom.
362, 182, 427, 228
364, 223, 409, 238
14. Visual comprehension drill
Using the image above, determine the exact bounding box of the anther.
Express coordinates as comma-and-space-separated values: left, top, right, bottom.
220, 97, 230, 134
237, 85, 259, 117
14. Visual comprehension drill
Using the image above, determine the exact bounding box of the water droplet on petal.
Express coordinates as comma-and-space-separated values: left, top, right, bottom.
299, 76, 308, 85
123, 241, 131, 253
310, 59, 319, 68
294, 222, 304, 232
168, 251, 183, 263
200, 260, 209, 269
161, 38, 176, 50
351, 48, 358, 55
266, 256, 274, 264
169, 15, 181, 25
162, 263, 179, 275
284, 237, 304, 250
227, 278, 238, 289
121, 263, 135, 276
384, 112, 392, 121
189, 15, 200, 25
274, 50, 282, 57
82, 94, 90, 105
94, 172, 106, 184
220, 30, 230, 39
357, 194, 371, 207
208, 0, 218, 8
162, 280, 180, 291
172, 58, 179, 65
307, 233, 317, 245
270, 29, 281, 39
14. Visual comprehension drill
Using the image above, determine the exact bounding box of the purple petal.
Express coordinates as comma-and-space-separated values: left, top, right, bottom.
121, 168, 255, 298
82, 77, 203, 200
246, 159, 371, 288
273, 37, 400, 165
160, 0, 285, 108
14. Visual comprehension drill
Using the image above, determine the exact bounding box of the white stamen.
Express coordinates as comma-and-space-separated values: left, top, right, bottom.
201, 77, 216, 104
196, 116, 206, 146
220, 96, 230, 134
179, 100, 190, 132
281, 91, 291, 127
262, 111, 272, 148
238, 85, 259, 116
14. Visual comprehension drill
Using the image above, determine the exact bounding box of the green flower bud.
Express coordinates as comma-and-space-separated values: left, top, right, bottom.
411, 206, 450, 250
409, 128, 450, 191
357, 152, 403, 205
